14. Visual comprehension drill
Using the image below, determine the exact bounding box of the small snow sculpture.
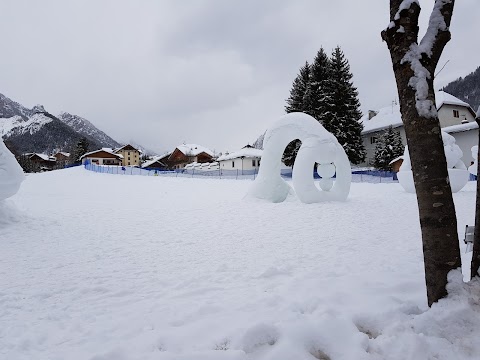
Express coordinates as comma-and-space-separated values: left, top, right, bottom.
468, 146, 478, 176
0, 140, 25, 201
397, 131, 469, 193
247, 113, 351, 203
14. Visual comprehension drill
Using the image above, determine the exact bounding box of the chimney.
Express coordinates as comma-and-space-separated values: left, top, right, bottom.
368, 110, 378, 120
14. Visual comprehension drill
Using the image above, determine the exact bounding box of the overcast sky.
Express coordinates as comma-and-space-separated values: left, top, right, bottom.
1, 0, 478, 154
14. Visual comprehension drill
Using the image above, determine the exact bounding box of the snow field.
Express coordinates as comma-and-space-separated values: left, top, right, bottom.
1, 167, 479, 360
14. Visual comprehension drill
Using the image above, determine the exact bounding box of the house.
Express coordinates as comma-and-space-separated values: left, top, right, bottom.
53, 152, 70, 167
80, 148, 123, 165
27, 153, 56, 171
361, 91, 477, 166
115, 144, 141, 167
217, 145, 262, 172
167, 144, 214, 169
141, 156, 167, 170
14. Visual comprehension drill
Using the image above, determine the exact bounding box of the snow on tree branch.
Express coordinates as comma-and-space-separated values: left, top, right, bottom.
419, 0, 452, 56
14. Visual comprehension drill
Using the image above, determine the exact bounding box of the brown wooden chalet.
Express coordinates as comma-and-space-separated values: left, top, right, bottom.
28, 153, 56, 170
167, 144, 214, 169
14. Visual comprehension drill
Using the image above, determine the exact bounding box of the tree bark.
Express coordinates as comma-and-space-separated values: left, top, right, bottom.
470, 114, 480, 278
382, 0, 461, 307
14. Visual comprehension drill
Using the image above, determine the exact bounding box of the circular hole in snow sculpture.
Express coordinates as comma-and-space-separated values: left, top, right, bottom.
316, 163, 336, 178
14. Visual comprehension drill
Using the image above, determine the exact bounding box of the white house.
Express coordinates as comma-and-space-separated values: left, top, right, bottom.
217, 145, 262, 172
80, 148, 123, 165
361, 91, 477, 166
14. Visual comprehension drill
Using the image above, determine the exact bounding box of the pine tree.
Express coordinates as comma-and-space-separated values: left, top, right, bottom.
285, 61, 311, 114
327, 47, 366, 164
283, 62, 311, 165
306, 48, 334, 126
372, 126, 404, 171
72, 137, 89, 163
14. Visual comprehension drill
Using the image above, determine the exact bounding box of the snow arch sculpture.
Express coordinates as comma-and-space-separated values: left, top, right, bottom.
397, 131, 469, 193
247, 112, 351, 203
0, 140, 25, 201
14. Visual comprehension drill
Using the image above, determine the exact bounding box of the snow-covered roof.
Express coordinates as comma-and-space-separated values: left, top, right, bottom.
389, 156, 404, 165
442, 121, 478, 134
361, 105, 403, 134
30, 153, 55, 162
436, 91, 470, 109
55, 152, 70, 157
175, 144, 214, 157
80, 148, 123, 160
217, 148, 263, 161
361, 91, 474, 134
115, 144, 140, 152
141, 156, 166, 168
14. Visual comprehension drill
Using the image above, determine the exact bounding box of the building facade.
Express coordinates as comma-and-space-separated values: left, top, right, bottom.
115, 145, 141, 167
361, 91, 477, 167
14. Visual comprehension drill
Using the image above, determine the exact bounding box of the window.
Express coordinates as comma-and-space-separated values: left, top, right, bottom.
453, 110, 459, 118
128, 157, 130, 161
258, 159, 260, 166
252, 159, 256, 167
128, 151, 131, 155
370, 136, 377, 144
232, 161, 235, 168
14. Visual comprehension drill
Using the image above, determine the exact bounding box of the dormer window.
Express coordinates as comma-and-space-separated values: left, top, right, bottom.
453, 110, 459, 118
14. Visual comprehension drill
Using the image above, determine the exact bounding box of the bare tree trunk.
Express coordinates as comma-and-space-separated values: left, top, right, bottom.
471, 114, 480, 278
382, 0, 461, 306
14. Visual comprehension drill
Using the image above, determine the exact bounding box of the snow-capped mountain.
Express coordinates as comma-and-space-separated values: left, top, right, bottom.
0, 92, 119, 154
58, 112, 120, 149
0, 93, 33, 120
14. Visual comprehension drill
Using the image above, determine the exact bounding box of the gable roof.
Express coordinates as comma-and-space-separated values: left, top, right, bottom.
30, 153, 56, 162
80, 148, 123, 160
141, 156, 166, 168
115, 144, 139, 152
175, 144, 214, 157
217, 148, 263, 161
361, 91, 476, 134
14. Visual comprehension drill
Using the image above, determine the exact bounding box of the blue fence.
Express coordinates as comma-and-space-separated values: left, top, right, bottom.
84, 163, 404, 183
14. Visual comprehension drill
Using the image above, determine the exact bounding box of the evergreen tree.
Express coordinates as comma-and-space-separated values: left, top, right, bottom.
306, 48, 334, 126
326, 47, 366, 164
372, 126, 404, 171
283, 61, 311, 165
285, 61, 311, 114
72, 137, 89, 163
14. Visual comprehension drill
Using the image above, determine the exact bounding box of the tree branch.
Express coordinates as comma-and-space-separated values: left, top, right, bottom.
420, 0, 455, 73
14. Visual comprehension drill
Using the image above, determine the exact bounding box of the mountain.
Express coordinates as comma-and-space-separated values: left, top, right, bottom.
442, 66, 480, 113
0, 93, 33, 119
0, 92, 119, 154
58, 112, 120, 149
3, 109, 102, 155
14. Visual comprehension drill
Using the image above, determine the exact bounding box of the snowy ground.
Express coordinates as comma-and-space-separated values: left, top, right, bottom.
1, 167, 479, 360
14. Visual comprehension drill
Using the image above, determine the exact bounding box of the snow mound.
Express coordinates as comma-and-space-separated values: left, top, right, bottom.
247, 112, 351, 203
468, 146, 477, 176
398, 131, 469, 193
0, 140, 25, 201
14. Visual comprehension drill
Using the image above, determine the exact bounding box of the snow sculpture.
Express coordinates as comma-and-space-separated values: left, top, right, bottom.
397, 132, 469, 193
468, 146, 478, 176
247, 113, 351, 203
0, 140, 25, 201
